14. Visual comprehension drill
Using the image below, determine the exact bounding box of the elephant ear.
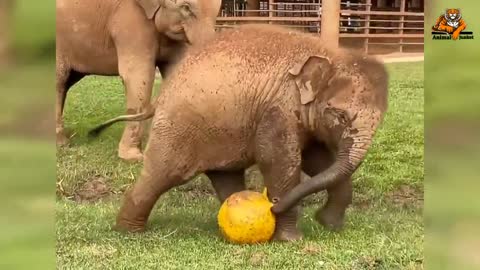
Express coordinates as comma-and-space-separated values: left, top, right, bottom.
136, 0, 162, 19
289, 55, 332, 105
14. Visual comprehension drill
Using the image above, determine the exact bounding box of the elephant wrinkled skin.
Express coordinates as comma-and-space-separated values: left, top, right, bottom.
91, 25, 389, 241
56, 0, 221, 161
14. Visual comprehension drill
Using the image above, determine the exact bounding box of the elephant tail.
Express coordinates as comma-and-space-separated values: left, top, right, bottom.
88, 105, 156, 138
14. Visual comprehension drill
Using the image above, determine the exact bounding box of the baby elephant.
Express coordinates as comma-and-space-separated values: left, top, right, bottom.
91, 24, 388, 241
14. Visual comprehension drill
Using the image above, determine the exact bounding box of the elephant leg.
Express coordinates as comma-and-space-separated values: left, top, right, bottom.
206, 170, 246, 202
117, 57, 155, 162
56, 55, 70, 146
259, 157, 302, 242
302, 141, 352, 231
115, 136, 196, 232
56, 76, 68, 145
316, 177, 352, 231
56, 56, 83, 146
255, 110, 303, 241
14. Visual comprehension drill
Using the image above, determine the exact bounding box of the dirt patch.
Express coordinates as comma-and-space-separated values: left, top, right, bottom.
352, 194, 373, 210
356, 256, 384, 269
387, 185, 423, 208
374, 52, 424, 63
71, 176, 113, 203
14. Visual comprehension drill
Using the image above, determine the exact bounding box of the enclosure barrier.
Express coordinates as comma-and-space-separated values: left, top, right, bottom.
216, 0, 424, 54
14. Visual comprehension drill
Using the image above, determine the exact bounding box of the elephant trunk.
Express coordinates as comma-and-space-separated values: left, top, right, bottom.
271, 128, 374, 214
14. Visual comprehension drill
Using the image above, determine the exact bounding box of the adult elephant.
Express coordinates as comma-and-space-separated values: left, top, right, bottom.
56, 0, 221, 161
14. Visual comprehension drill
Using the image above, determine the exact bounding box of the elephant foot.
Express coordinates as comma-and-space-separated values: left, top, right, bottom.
56, 128, 70, 146
114, 217, 146, 233
271, 205, 302, 241
315, 208, 346, 231
272, 228, 303, 242
118, 146, 143, 162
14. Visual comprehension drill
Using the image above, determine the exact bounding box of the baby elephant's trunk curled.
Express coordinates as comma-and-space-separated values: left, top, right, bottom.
271, 130, 374, 214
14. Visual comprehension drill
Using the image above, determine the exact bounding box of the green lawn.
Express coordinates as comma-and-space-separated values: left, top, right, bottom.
56, 62, 424, 269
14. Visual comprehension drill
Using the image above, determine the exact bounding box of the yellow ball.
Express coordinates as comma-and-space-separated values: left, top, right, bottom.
217, 188, 276, 244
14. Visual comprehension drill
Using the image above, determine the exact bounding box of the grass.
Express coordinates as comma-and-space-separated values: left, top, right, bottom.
56, 62, 424, 269
57, 197, 422, 269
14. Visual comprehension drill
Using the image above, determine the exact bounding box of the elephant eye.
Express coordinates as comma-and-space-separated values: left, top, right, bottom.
339, 113, 348, 125
337, 110, 350, 125
180, 3, 195, 17
181, 3, 190, 11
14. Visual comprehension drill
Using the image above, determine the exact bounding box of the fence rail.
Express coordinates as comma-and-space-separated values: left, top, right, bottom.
215, 4, 425, 54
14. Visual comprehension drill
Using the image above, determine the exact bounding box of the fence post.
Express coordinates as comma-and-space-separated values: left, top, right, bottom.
247, 0, 259, 16
268, 0, 273, 24
364, 0, 372, 54
320, 0, 341, 48
399, 0, 406, 53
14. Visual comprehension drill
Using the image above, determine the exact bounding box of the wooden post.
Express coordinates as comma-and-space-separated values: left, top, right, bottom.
268, 0, 273, 24
247, 0, 259, 16
320, 0, 341, 47
399, 0, 405, 53
233, 0, 236, 17
364, 0, 372, 54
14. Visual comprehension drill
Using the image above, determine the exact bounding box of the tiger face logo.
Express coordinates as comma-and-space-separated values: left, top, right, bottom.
445, 9, 461, 27
446, 9, 461, 21
432, 8, 467, 40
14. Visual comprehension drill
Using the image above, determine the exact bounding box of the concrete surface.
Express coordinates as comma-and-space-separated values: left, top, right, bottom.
374, 52, 424, 63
